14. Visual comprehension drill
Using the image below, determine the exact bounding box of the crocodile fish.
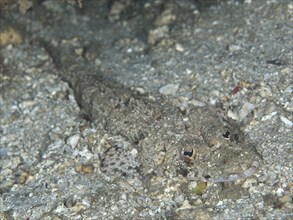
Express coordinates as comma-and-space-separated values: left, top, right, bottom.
43, 41, 260, 183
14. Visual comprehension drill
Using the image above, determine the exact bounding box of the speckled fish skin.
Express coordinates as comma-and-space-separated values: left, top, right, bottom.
49, 43, 260, 181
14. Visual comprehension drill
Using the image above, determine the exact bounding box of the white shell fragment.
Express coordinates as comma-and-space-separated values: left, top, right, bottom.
280, 115, 293, 128
134, 87, 145, 95
175, 43, 184, 52
159, 83, 180, 96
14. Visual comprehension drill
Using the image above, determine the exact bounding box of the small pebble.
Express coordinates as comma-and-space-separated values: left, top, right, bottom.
0, 148, 9, 157
238, 102, 255, 121
261, 111, 278, 121
188, 99, 206, 107
186, 69, 192, 74
130, 148, 138, 156
67, 134, 80, 148
229, 44, 242, 52
242, 178, 257, 189
227, 110, 238, 120
18, 172, 29, 184
74, 48, 83, 56
148, 26, 169, 45
283, 85, 292, 93
275, 188, 285, 197
71, 203, 86, 212
135, 87, 145, 95
75, 164, 94, 174
279, 195, 292, 203
155, 8, 176, 26
175, 43, 184, 52
279, 115, 293, 128
78, 149, 93, 161
177, 200, 193, 211
159, 83, 180, 96
0, 27, 23, 46
193, 182, 207, 195
174, 194, 185, 204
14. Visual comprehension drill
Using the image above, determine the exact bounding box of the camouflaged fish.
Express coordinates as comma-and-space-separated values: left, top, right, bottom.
44, 41, 260, 183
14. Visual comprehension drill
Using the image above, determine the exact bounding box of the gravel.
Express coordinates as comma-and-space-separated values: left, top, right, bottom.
0, 0, 292, 219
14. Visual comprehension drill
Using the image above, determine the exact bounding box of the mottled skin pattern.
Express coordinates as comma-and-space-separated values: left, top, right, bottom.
46, 42, 259, 182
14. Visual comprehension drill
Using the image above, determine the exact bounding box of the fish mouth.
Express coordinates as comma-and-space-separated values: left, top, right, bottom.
202, 158, 260, 183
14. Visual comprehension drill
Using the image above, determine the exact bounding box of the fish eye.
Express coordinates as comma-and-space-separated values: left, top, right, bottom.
183, 150, 193, 157
182, 147, 196, 163
222, 130, 230, 139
